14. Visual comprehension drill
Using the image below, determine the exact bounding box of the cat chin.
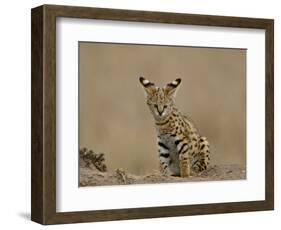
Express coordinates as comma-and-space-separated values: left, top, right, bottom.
154, 115, 169, 121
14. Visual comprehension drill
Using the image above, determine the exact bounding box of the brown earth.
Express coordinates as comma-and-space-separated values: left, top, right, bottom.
79, 148, 246, 187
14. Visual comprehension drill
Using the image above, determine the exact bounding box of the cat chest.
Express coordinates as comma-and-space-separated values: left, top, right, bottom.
157, 134, 178, 158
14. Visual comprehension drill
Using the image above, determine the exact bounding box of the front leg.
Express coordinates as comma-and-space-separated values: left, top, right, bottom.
158, 141, 173, 176
179, 153, 191, 177
176, 139, 192, 177
159, 157, 173, 176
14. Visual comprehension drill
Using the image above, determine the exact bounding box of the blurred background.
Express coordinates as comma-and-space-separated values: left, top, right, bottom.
79, 42, 246, 175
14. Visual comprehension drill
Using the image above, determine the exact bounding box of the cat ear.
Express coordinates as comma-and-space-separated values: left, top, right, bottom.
139, 76, 156, 95
165, 78, 181, 97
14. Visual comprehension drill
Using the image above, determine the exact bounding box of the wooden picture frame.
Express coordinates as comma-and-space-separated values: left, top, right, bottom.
31, 4, 274, 225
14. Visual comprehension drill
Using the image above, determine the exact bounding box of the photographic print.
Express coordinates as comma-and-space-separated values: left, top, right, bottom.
31, 5, 273, 224
79, 42, 246, 186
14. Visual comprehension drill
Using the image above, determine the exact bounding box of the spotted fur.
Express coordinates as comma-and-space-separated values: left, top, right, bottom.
139, 76, 210, 177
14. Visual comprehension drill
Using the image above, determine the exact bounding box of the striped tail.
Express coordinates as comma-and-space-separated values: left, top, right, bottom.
191, 136, 210, 172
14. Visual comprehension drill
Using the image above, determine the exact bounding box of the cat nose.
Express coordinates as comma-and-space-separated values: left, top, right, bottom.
157, 105, 164, 115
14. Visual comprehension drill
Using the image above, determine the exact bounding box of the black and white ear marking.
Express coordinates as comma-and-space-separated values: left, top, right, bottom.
139, 76, 156, 96
167, 78, 181, 88
139, 76, 155, 88
165, 78, 181, 97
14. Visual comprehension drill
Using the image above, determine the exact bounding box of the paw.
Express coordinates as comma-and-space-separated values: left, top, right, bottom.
180, 170, 191, 178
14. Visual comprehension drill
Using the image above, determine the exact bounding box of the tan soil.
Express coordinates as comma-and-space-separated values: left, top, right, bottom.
79, 148, 246, 187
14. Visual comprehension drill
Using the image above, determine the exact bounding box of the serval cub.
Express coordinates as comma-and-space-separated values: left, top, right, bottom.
139, 77, 210, 177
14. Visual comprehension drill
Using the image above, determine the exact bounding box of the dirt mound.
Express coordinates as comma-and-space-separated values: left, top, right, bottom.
79, 148, 246, 187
